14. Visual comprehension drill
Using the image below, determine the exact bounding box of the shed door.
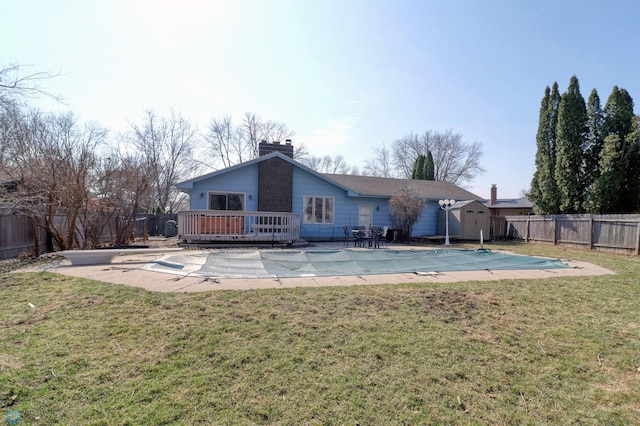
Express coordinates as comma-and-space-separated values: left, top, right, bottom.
358, 205, 373, 227
463, 209, 488, 240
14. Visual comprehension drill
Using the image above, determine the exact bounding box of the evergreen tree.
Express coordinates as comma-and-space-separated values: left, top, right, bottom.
554, 76, 587, 213
530, 87, 551, 213
424, 150, 435, 180
417, 154, 426, 180
411, 154, 426, 180
411, 156, 420, 179
583, 89, 604, 210
530, 83, 561, 214
592, 87, 640, 212
628, 116, 640, 210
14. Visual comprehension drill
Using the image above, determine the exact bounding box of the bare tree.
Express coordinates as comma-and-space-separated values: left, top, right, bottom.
292, 141, 311, 162
91, 151, 153, 245
0, 108, 109, 250
391, 130, 485, 186
391, 133, 422, 178
0, 64, 61, 111
242, 111, 294, 158
298, 154, 352, 174
124, 109, 198, 213
323, 154, 350, 174
362, 143, 396, 177
204, 112, 294, 168
389, 186, 426, 240
298, 154, 321, 171
205, 115, 243, 168
349, 164, 361, 175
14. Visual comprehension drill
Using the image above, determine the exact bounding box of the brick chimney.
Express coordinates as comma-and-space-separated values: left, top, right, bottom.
490, 184, 497, 206
258, 140, 294, 158
257, 140, 295, 212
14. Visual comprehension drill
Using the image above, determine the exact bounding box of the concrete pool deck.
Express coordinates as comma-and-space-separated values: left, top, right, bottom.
18, 242, 615, 292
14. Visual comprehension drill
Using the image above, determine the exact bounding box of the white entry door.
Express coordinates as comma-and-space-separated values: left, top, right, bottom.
358, 205, 373, 227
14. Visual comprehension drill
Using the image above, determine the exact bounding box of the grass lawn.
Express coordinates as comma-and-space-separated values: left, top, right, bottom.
1, 242, 639, 425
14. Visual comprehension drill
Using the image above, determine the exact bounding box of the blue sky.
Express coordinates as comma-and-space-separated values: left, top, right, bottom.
3, 0, 639, 198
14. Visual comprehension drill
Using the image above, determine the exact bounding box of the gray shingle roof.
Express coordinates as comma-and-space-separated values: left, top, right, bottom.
486, 197, 533, 209
322, 174, 483, 201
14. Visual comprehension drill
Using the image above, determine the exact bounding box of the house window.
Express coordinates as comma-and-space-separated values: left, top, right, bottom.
208, 192, 244, 211
303, 196, 334, 224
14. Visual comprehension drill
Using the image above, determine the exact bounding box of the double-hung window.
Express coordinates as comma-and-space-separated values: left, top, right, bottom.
303, 195, 334, 224
208, 192, 245, 211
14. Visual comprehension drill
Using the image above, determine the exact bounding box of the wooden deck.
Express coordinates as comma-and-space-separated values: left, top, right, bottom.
177, 210, 300, 243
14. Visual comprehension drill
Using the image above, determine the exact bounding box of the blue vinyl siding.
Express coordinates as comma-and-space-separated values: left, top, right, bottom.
189, 165, 259, 211
411, 202, 440, 236
293, 167, 352, 239
185, 160, 441, 239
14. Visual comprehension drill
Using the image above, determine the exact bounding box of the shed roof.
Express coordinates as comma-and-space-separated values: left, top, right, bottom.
449, 200, 488, 210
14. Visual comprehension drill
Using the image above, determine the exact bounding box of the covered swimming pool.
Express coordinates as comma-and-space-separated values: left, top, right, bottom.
142, 248, 568, 279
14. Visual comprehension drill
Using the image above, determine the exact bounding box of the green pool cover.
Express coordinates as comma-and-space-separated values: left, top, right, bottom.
176, 248, 568, 279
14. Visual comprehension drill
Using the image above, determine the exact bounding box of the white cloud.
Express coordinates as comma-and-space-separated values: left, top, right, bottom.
299, 94, 368, 157
302, 114, 358, 156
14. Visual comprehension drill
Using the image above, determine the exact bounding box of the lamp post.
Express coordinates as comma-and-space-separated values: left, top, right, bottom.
438, 199, 456, 245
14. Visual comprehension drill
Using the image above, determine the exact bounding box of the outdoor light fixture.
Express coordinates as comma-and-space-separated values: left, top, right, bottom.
200, 192, 204, 198
248, 194, 253, 200
438, 199, 456, 245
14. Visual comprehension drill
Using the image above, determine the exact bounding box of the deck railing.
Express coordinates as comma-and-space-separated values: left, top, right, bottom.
177, 210, 300, 243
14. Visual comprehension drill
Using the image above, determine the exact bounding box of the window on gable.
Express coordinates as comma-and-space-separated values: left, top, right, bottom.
304, 195, 334, 224
208, 192, 245, 211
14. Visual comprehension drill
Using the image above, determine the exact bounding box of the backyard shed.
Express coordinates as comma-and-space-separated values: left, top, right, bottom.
439, 200, 490, 241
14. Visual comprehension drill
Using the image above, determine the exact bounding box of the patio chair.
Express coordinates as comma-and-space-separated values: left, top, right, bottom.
342, 225, 354, 247
353, 226, 367, 247
378, 226, 389, 248
370, 226, 383, 249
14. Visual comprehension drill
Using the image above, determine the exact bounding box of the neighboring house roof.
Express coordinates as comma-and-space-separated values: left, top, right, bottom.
175, 152, 484, 201
324, 174, 483, 200
485, 197, 533, 209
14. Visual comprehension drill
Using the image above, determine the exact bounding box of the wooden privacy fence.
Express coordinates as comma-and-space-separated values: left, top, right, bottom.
0, 215, 49, 260
0, 213, 178, 260
491, 214, 640, 254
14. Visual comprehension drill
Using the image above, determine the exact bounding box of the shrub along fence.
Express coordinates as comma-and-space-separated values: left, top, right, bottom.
491, 214, 640, 255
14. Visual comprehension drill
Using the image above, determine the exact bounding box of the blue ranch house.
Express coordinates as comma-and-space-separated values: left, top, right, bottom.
175, 141, 483, 244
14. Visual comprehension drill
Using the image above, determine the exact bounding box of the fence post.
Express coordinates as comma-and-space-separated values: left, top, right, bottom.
589, 215, 594, 251
553, 217, 557, 245
635, 219, 640, 255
